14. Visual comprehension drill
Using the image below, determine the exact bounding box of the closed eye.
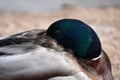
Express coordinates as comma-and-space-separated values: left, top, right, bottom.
54, 30, 61, 35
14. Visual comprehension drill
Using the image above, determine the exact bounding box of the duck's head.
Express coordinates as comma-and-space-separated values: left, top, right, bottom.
46, 19, 101, 60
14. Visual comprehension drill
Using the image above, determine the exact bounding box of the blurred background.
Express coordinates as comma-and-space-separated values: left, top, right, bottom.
0, 0, 120, 79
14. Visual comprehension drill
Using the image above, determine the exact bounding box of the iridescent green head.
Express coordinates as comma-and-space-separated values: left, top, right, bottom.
46, 19, 101, 60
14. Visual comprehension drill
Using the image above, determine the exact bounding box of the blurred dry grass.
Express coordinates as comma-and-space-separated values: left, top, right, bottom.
0, 7, 120, 80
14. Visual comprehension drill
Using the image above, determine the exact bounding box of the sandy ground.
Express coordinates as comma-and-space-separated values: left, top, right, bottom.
0, 7, 120, 80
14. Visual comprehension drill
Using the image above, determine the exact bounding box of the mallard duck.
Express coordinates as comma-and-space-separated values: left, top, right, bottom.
0, 30, 93, 80
0, 19, 113, 80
